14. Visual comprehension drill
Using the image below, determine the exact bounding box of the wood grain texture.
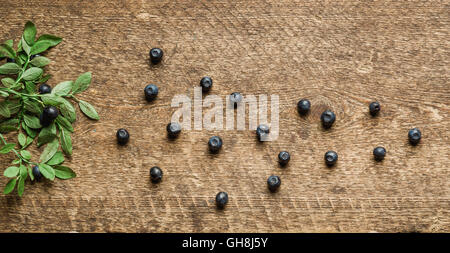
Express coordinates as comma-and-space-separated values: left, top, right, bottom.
0, 0, 449, 232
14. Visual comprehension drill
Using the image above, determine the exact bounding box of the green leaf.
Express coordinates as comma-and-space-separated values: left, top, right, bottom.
0, 43, 16, 59
30, 56, 51, 67
79, 100, 99, 120
0, 63, 21, 74
30, 34, 62, 55
22, 122, 37, 138
24, 136, 33, 148
23, 114, 41, 129
17, 165, 27, 196
37, 122, 56, 146
47, 151, 64, 166
23, 21, 37, 46
20, 150, 31, 160
24, 99, 43, 115
22, 67, 43, 81
36, 34, 62, 47
56, 115, 73, 132
0, 119, 19, 133
72, 72, 92, 94
18, 133, 26, 147
60, 98, 76, 123
52, 81, 72, 96
24, 81, 36, 94
17, 176, 25, 197
4, 40, 13, 48
60, 127, 72, 156
4, 178, 17, 194
1, 77, 16, 88
0, 91, 8, 97
53, 165, 76, 180
16, 39, 23, 53
21, 37, 31, 55
41, 94, 64, 106
40, 138, 59, 163
30, 41, 52, 55
38, 74, 52, 84
38, 163, 55, 180
19, 164, 27, 178
3, 166, 19, 177
7, 100, 21, 115
28, 166, 34, 181
0, 101, 10, 118
0, 143, 15, 154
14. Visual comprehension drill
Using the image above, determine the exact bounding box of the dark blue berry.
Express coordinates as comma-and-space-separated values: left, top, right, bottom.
149, 48, 163, 64
116, 128, 130, 145
369, 101, 381, 116
215, 192, 228, 209
278, 151, 290, 166
267, 175, 281, 192
256, 124, 270, 142
373, 147, 386, 161
40, 106, 59, 127
150, 166, 163, 183
297, 99, 311, 115
324, 150, 338, 166
208, 136, 223, 153
38, 83, 52, 94
200, 76, 213, 93
229, 92, 242, 109
167, 122, 181, 139
408, 128, 421, 145
144, 84, 159, 101
32, 166, 42, 181
321, 110, 336, 129
6, 58, 15, 63
30, 54, 40, 60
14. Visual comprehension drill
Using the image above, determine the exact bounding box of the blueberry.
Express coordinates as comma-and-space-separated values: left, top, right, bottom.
144, 84, 159, 101
40, 106, 59, 127
200, 76, 213, 93
408, 128, 421, 145
32, 166, 42, 181
321, 110, 336, 129
215, 192, 228, 209
208, 136, 223, 153
229, 92, 243, 109
150, 166, 163, 183
324, 150, 338, 166
373, 147, 386, 161
256, 124, 270, 142
166, 122, 181, 139
30, 54, 40, 60
297, 99, 311, 115
38, 83, 52, 94
116, 128, 130, 145
6, 58, 15, 63
267, 175, 281, 192
149, 48, 163, 64
369, 101, 381, 116
278, 151, 290, 166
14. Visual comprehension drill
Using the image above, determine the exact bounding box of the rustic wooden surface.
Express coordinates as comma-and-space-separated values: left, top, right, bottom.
0, 0, 449, 233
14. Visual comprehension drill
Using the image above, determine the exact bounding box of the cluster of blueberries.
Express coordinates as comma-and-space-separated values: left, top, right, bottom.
114, 48, 423, 210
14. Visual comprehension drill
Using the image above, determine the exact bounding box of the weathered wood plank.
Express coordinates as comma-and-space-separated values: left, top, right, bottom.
0, 0, 448, 232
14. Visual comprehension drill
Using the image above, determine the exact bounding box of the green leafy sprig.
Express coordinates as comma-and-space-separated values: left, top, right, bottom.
0, 21, 99, 196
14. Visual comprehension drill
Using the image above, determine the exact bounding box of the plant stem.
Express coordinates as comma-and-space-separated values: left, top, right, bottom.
69, 94, 80, 102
